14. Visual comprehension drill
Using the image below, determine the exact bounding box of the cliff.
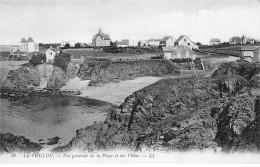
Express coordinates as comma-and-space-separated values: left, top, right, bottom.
0, 62, 79, 91
78, 59, 180, 84
53, 73, 259, 153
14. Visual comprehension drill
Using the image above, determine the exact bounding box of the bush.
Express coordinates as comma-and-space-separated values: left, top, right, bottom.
151, 55, 163, 59
53, 53, 71, 71
171, 58, 192, 63
29, 53, 46, 67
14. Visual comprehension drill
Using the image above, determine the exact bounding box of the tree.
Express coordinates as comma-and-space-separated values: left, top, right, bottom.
196, 42, 202, 46
64, 43, 70, 49
53, 53, 71, 71
75, 43, 81, 48
29, 54, 43, 67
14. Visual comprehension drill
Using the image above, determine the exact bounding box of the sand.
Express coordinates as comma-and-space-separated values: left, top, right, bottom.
61, 76, 162, 105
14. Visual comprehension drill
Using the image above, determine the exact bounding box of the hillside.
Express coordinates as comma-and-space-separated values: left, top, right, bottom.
78, 59, 180, 84
52, 67, 260, 152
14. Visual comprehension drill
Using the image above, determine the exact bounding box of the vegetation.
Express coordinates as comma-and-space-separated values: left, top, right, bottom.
75, 43, 81, 48
151, 55, 163, 59
64, 43, 70, 49
171, 58, 193, 63
53, 53, 71, 71
29, 53, 46, 67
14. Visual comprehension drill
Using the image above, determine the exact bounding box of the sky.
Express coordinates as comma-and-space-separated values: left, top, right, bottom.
0, 0, 260, 45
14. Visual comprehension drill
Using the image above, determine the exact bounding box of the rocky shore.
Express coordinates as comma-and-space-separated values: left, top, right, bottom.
2, 61, 260, 154
0, 133, 42, 154
51, 62, 260, 153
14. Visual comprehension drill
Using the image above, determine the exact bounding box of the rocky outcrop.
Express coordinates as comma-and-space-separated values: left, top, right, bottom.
0, 65, 40, 91
0, 133, 42, 153
47, 62, 79, 90
52, 123, 103, 152
78, 59, 180, 84
0, 62, 80, 91
52, 71, 260, 153
212, 62, 260, 81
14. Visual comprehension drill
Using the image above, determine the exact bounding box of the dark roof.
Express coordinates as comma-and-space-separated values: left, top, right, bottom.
20, 37, 26, 43
230, 37, 241, 42
160, 36, 174, 41
94, 28, 111, 40
175, 35, 185, 43
27, 37, 34, 42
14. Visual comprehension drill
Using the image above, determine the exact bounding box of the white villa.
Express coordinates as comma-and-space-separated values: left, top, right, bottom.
20, 37, 39, 53
174, 35, 198, 50
45, 46, 61, 63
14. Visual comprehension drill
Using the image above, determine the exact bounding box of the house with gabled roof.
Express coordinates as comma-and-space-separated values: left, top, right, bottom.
159, 36, 176, 48
174, 35, 198, 50
92, 28, 111, 47
210, 38, 221, 45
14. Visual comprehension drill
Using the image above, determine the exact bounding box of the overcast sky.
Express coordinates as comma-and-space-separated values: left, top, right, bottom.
0, 0, 260, 45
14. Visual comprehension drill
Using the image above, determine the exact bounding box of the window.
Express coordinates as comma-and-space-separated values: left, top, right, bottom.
184, 38, 186, 42
188, 43, 190, 46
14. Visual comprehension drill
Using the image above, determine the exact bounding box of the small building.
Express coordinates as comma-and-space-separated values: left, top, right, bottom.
9, 45, 27, 59
210, 38, 221, 45
159, 36, 176, 47
117, 39, 136, 47
138, 40, 149, 47
174, 35, 198, 50
229, 37, 242, 45
92, 28, 111, 47
241, 46, 260, 62
60, 40, 76, 48
45, 46, 61, 63
148, 39, 160, 46
162, 46, 196, 60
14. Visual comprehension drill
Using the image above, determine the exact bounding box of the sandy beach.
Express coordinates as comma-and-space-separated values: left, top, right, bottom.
61, 76, 162, 105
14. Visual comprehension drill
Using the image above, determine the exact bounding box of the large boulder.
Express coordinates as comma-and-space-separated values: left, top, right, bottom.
0, 133, 42, 153
47, 66, 66, 89
0, 66, 40, 91
47, 62, 79, 90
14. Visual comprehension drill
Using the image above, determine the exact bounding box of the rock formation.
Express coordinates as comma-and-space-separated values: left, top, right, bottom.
0, 133, 42, 154
78, 59, 180, 84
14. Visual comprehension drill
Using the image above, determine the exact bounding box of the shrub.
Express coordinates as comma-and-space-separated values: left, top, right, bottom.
53, 53, 71, 71
171, 58, 192, 63
29, 53, 46, 67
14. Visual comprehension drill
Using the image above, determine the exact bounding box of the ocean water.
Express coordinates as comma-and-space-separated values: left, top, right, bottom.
0, 93, 113, 149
